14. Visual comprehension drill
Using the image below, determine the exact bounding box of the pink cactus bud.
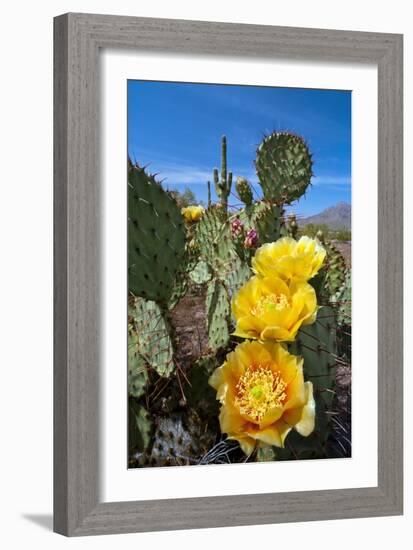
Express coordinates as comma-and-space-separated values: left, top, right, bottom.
244, 228, 259, 249
231, 218, 244, 238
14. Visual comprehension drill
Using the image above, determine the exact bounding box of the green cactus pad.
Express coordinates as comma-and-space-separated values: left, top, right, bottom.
323, 241, 347, 300
292, 306, 337, 409
128, 163, 186, 305
167, 271, 188, 310
267, 306, 338, 460
255, 132, 313, 204
206, 279, 231, 351
226, 258, 251, 298
129, 295, 175, 377
127, 329, 149, 398
254, 203, 282, 244
194, 208, 237, 278
189, 260, 212, 285
184, 355, 220, 417
236, 201, 281, 244
335, 269, 351, 326
128, 398, 152, 453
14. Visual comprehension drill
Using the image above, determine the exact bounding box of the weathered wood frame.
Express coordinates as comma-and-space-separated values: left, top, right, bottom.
54, 13, 403, 536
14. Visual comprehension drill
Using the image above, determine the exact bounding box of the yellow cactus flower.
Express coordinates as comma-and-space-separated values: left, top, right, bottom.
252, 236, 326, 282
232, 275, 317, 342
181, 205, 205, 223
209, 340, 315, 454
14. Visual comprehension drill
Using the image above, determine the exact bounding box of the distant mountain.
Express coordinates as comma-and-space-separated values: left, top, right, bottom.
299, 202, 351, 230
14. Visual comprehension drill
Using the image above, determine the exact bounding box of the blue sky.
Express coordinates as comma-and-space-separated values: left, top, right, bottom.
128, 81, 351, 218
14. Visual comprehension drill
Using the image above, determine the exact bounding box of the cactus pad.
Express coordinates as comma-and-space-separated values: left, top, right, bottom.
185, 355, 220, 417
194, 208, 237, 278
189, 260, 212, 285
128, 398, 153, 454
293, 306, 337, 408
206, 279, 231, 351
323, 241, 347, 299
129, 295, 174, 377
226, 258, 251, 297
255, 132, 313, 203
332, 269, 351, 325
128, 329, 149, 398
128, 163, 186, 305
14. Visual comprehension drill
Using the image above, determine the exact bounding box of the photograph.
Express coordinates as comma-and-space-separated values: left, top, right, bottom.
127, 80, 352, 468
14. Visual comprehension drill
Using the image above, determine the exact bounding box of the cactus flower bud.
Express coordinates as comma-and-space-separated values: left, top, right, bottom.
231, 218, 244, 238
236, 176, 253, 206
244, 228, 259, 249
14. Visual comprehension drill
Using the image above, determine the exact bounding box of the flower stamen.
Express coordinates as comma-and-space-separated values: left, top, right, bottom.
235, 364, 287, 422
250, 293, 289, 316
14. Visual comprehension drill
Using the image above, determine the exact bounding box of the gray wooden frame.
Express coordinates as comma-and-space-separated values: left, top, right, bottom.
54, 12, 403, 536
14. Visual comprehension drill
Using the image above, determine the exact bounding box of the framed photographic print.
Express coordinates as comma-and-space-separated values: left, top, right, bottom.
54, 13, 403, 536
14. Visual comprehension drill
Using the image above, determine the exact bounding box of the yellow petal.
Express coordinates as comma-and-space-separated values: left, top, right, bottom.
246, 425, 282, 448
229, 435, 256, 456
294, 382, 316, 436
208, 366, 224, 391
258, 405, 284, 429
274, 418, 294, 447
219, 401, 245, 434
261, 326, 294, 341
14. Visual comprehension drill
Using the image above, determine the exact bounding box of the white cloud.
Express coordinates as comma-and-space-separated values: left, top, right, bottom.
146, 158, 257, 187
312, 175, 351, 186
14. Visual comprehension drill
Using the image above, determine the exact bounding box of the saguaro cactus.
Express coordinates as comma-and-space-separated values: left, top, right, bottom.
213, 136, 233, 212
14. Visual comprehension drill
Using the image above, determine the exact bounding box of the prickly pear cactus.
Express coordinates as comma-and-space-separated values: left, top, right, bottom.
127, 329, 149, 398
128, 295, 174, 377
334, 269, 351, 326
255, 131, 313, 203
205, 279, 231, 351
167, 277, 188, 310
254, 203, 282, 244
128, 398, 153, 454
237, 201, 282, 243
226, 257, 251, 297
323, 240, 347, 299
293, 306, 337, 409
194, 208, 236, 277
279, 306, 338, 459
189, 260, 212, 285
128, 163, 186, 305
185, 355, 220, 417
127, 127, 351, 467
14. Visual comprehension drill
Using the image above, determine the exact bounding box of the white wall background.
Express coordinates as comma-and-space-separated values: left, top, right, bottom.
0, 0, 409, 547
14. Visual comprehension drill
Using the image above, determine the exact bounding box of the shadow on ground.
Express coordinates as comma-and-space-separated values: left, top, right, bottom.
22, 514, 53, 531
